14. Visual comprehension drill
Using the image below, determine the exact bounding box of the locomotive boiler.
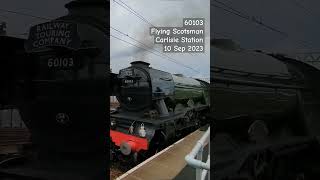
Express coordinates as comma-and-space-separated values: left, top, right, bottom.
110, 61, 209, 162
210, 39, 312, 141
0, 0, 108, 179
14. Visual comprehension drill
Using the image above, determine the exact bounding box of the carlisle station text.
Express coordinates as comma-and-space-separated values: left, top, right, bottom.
155, 36, 204, 43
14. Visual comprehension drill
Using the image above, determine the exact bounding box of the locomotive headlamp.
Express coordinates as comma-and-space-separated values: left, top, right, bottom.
56, 113, 70, 125
139, 123, 146, 138
110, 118, 116, 129
129, 125, 134, 134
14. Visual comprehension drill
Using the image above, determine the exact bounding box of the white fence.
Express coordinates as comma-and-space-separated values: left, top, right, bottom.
0, 108, 26, 128
185, 127, 210, 180
110, 96, 118, 103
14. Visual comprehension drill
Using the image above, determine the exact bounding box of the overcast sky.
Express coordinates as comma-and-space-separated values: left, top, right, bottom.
1, 0, 319, 72
110, 0, 210, 79
212, 0, 320, 54
0, 0, 71, 38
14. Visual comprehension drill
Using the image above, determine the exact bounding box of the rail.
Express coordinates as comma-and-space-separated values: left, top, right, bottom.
185, 127, 210, 180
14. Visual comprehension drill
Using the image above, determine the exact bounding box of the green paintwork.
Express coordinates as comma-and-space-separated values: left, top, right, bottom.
172, 74, 209, 105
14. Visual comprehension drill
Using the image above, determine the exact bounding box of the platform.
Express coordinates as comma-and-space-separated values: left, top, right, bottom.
0, 128, 30, 154
117, 129, 207, 180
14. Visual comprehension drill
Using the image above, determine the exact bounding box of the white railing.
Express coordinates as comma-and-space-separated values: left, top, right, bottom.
185, 127, 210, 180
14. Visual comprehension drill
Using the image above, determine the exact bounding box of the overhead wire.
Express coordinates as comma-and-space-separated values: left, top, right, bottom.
0, 8, 51, 21
211, 0, 313, 49
287, 0, 315, 17
212, 0, 287, 36
112, 0, 154, 27
110, 26, 200, 72
112, 0, 202, 72
110, 32, 200, 73
116, 0, 155, 27
113, 0, 198, 58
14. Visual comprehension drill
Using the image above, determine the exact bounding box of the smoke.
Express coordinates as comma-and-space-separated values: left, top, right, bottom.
110, 47, 145, 59
110, 0, 210, 77
133, 0, 210, 66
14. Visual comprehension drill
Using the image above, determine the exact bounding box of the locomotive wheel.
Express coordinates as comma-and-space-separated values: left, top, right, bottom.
246, 150, 310, 180
185, 110, 194, 123
174, 103, 185, 113
248, 120, 269, 143
187, 99, 195, 108
251, 150, 270, 179
132, 150, 150, 164
154, 138, 166, 154
110, 150, 114, 161
233, 150, 273, 180
133, 152, 139, 164
295, 173, 305, 180
149, 131, 167, 155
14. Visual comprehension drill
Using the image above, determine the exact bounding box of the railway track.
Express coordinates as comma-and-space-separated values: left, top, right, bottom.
110, 162, 130, 180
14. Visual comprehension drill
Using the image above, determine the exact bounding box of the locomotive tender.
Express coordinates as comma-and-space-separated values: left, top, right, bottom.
110, 61, 209, 162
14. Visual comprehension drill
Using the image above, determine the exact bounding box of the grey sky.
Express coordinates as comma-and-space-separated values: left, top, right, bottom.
110, 0, 210, 79
212, 0, 320, 54
3, 1, 317, 74
0, 0, 71, 38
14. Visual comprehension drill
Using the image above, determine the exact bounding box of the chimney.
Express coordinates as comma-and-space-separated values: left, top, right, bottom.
211, 38, 240, 50
64, 0, 107, 21
174, 74, 184, 77
131, 61, 150, 68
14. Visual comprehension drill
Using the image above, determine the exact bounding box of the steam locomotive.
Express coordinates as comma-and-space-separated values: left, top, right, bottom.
211, 39, 320, 140
110, 61, 209, 163
211, 39, 320, 179
0, 0, 108, 179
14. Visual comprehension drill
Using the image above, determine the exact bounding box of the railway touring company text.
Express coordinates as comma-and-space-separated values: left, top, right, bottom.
25, 21, 80, 51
